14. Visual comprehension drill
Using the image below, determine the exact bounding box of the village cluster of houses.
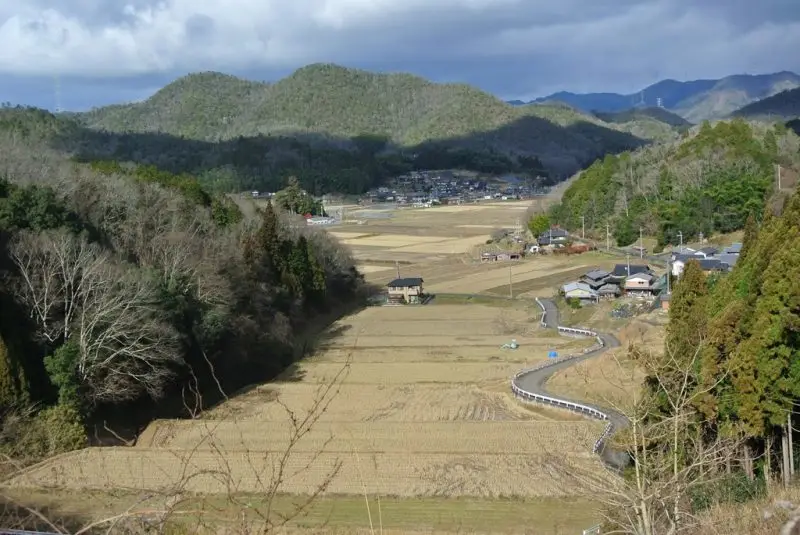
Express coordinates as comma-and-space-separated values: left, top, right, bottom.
669, 243, 742, 277
560, 264, 667, 305
362, 170, 547, 205
561, 241, 745, 310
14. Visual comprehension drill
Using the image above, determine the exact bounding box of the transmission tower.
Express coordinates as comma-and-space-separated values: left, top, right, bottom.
54, 74, 62, 113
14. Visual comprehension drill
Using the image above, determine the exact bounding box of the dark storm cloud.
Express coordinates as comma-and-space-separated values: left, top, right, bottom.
0, 0, 797, 109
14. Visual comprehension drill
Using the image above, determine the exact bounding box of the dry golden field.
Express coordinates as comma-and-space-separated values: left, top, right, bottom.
4, 199, 631, 534
6, 305, 606, 500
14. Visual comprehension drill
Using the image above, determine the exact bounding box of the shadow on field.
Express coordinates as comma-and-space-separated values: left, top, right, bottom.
0, 497, 87, 534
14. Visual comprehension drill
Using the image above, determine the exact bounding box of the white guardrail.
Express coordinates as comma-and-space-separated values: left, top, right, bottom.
514, 299, 615, 455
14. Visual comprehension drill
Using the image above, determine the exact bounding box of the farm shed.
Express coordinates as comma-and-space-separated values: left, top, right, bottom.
560, 282, 598, 304
387, 277, 424, 304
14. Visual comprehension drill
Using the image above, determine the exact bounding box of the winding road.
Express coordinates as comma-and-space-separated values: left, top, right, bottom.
512, 298, 630, 470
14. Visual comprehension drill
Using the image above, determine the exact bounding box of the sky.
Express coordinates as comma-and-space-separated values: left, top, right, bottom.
1, 0, 799, 111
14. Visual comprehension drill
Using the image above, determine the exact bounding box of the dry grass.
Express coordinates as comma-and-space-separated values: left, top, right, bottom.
5, 305, 609, 501
547, 348, 645, 407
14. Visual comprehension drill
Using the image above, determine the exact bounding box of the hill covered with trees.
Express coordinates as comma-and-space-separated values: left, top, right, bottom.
75, 64, 678, 182
548, 119, 800, 249
732, 87, 800, 120
0, 106, 363, 462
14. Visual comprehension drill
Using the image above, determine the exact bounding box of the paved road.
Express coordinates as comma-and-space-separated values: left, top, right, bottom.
515, 298, 630, 469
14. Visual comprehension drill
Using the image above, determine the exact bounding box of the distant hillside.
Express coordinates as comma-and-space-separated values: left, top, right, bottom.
731, 87, 800, 120
549, 119, 800, 249
78, 64, 654, 179
527, 71, 800, 123
592, 107, 691, 128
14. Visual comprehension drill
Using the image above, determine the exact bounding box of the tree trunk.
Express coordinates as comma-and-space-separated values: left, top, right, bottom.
743, 444, 754, 480
766, 436, 773, 489
783, 426, 791, 488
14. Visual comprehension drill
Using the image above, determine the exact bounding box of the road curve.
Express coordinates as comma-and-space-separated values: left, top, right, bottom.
513, 298, 630, 470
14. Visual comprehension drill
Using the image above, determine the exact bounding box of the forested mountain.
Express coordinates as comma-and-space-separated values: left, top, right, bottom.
549, 119, 800, 249
75, 64, 666, 181
732, 87, 800, 120
525, 71, 800, 123
592, 107, 691, 128
0, 106, 363, 461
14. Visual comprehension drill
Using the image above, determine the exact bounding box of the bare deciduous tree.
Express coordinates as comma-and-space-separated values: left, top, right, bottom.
543, 344, 741, 535
10, 229, 182, 402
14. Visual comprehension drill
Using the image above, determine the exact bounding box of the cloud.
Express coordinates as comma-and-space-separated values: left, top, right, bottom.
0, 0, 798, 108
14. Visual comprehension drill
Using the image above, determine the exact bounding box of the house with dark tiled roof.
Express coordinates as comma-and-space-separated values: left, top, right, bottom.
387, 277, 424, 304
607, 263, 653, 285
580, 269, 611, 290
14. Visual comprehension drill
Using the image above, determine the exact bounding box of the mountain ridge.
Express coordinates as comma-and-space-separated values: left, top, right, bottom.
77, 63, 678, 178
512, 71, 800, 123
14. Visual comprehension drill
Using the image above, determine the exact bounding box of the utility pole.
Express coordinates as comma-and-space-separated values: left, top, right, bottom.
639, 227, 644, 258
790, 411, 795, 476
606, 222, 610, 251
508, 265, 513, 299
395, 261, 400, 279
666, 261, 671, 294
677, 231, 683, 250
626, 253, 631, 276
777, 164, 782, 191
580, 216, 585, 239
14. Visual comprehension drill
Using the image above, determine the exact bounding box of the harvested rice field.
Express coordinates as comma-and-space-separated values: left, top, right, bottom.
5, 305, 606, 500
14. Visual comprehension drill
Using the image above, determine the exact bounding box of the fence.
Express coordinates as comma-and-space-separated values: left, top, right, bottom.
517, 300, 615, 455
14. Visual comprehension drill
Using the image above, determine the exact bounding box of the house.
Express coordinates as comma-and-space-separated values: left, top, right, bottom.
672, 255, 729, 277
607, 264, 652, 285
561, 282, 598, 304
672, 246, 697, 258
597, 284, 621, 299
694, 247, 718, 259
538, 227, 569, 246
722, 242, 743, 255
716, 253, 739, 270
580, 269, 611, 290
623, 272, 658, 296
387, 277, 424, 304
659, 293, 671, 311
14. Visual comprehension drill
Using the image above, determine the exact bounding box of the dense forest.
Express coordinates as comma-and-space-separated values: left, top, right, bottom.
0, 107, 365, 461
74, 64, 673, 179
549, 119, 800, 248
615, 187, 800, 533
2, 105, 552, 196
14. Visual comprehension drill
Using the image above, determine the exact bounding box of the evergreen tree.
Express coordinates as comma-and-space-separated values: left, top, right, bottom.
739, 213, 758, 261
646, 259, 708, 417
0, 334, 28, 408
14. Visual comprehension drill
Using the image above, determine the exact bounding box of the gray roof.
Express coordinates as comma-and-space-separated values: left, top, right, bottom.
583, 269, 610, 281
387, 277, 423, 287
598, 284, 621, 294
673, 246, 696, 256
716, 253, 739, 268
723, 242, 743, 254
562, 281, 597, 295
698, 247, 718, 256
